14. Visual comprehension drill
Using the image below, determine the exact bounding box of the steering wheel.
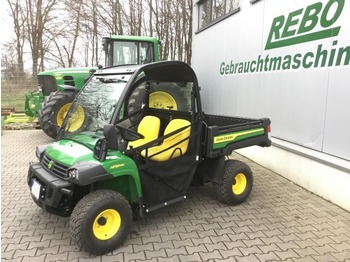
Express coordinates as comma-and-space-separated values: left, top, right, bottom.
115, 124, 144, 141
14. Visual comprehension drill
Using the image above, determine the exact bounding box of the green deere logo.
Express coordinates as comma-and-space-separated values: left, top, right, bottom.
265, 0, 345, 50
48, 160, 54, 169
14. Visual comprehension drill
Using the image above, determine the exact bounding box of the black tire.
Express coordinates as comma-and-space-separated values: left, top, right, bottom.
212, 160, 253, 205
127, 82, 147, 125
70, 190, 132, 255
38, 91, 77, 138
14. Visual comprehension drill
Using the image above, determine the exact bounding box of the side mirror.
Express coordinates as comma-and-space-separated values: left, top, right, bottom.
104, 124, 119, 150
93, 124, 119, 161
93, 138, 108, 161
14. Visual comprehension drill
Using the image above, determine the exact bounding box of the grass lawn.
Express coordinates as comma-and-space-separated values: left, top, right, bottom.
1, 95, 27, 112
1, 80, 37, 112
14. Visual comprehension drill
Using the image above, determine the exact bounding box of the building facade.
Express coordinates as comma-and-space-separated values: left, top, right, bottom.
192, 0, 350, 210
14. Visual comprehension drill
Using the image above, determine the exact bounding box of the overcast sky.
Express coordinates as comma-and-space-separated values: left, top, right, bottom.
1, 5, 14, 55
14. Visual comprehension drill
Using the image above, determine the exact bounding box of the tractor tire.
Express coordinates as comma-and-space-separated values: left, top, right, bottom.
212, 160, 253, 205
127, 83, 189, 125
38, 91, 80, 139
149, 84, 189, 111
70, 190, 132, 255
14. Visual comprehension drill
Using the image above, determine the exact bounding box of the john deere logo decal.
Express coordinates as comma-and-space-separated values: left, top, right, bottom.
48, 160, 54, 169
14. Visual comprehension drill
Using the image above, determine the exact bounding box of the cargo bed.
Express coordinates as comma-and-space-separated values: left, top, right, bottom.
202, 114, 271, 158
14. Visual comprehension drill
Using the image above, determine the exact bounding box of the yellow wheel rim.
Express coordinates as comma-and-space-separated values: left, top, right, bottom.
93, 209, 121, 240
57, 103, 85, 132
232, 173, 247, 195
56, 103, 72, 127
149, 91, 177, 110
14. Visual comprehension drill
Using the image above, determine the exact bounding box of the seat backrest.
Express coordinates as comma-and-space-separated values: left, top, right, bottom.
147, 118, 191, 161
128, 115, 160, 149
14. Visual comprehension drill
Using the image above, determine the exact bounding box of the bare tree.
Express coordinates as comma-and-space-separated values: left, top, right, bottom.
6, 0, 26, 75
25, 0, 58, 75
128, 0, 143, 35
180, 0, 193, 64
61, 0, 86, 67
95, 0, 125, 35
145, 0, 192, 64
5, 0, 194, 75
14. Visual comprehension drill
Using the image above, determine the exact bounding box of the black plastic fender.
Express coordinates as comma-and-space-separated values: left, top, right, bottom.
69, 162, 112, 186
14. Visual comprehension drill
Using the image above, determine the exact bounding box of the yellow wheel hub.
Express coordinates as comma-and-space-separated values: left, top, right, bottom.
56, 103, 85, 132
93, 209, 121, 240
232, 173, 247, 195
149, 91, 177, 110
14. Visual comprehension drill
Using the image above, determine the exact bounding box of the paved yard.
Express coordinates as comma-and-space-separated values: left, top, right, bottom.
2, 129, 350, 262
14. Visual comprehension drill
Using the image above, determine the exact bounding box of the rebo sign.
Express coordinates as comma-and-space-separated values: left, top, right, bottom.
265, 0, 345, 50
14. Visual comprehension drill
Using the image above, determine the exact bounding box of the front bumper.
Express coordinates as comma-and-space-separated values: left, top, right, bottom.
27, 162, 74, 217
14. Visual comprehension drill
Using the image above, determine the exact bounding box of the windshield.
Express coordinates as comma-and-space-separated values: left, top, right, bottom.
107, 41, 154, 66
59, 74, 131, 140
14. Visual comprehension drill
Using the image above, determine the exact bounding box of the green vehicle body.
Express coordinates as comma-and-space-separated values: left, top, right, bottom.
27, 61, 271, 255
43, 136, 142, 203
25, 35, 160, 118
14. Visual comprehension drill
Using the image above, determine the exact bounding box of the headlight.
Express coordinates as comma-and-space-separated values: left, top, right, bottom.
35, 146, 40, 159
68, 169, 79, 181
36, 144, 48, 160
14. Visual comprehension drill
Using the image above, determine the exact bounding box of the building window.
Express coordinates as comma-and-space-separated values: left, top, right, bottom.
197, 0, 240, 31
199, 0, 211, 29
212, 0, 225, 20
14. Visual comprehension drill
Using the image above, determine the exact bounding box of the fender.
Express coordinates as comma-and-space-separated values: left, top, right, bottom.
68, 161, 112, 186
57, 84, 80, 92
68, 160, 143, 203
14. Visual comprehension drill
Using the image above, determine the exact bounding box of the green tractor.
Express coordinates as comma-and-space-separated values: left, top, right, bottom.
25, 35, 160, 138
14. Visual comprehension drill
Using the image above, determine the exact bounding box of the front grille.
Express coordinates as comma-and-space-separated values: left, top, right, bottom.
41, 154, 68, 178
37, 75, 56, 96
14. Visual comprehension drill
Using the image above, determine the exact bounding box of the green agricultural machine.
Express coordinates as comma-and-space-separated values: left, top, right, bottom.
25, 35, 160, 138
28, 61, 271, 255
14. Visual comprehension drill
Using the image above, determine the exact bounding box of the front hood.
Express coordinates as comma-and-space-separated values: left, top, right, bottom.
37, 67, 97, 76
45, 136, 99, 166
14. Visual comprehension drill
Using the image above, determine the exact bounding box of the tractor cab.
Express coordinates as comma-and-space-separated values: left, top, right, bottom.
103, 36, 160, 66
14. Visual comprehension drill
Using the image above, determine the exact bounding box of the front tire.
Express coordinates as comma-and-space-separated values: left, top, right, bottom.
70, 190, 132, 255
212, 160, 253, 205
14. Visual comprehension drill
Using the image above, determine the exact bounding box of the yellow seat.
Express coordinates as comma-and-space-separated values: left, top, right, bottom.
145, 119, 191, 161
128, 116, 161, 149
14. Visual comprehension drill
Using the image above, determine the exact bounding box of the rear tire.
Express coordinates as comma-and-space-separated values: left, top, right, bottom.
149, 84, 189, 111
212, 160, 253, 205
126, 82, 189, 125
38, 91, 77, 138
70, 190, 132, 255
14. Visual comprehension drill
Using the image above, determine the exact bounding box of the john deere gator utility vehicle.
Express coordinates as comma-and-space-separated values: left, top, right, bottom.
25, 35, 160, 138
28, 61, 271, 255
